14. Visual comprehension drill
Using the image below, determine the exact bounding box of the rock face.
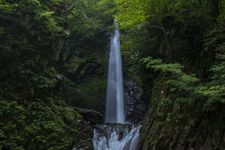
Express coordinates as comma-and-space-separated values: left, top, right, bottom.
139, 82, 225, 150
75, 107, 103, 125
124, 80, 146, 123
140, 107, 225, 150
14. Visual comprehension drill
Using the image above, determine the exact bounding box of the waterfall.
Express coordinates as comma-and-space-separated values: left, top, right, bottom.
93, 24, 140, 150
105, 27, 125, 123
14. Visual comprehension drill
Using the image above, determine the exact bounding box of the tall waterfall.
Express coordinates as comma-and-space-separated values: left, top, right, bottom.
93, 24, 140, 150
105, 27, 125, 123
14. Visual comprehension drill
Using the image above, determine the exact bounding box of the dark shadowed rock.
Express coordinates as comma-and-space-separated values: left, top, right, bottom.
75, 107, 103, 125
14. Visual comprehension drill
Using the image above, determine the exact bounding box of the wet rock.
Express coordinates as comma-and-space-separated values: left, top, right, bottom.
139, 107, 225, 150
136, 104, 146, 111
124, 80, 146, 123
118, 131, 124, 140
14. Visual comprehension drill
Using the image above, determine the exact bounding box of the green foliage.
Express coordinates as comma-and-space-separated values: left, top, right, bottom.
116, 0, 225, 116
0, 0, 112, 149
142, 56, 199, 99
143, 57, 183, 73
112, 0, 225, 148
114, 0, 148, 29
1, 0, 225, 148
0, 98, 90, 149
0, 0, 111, 99
74, 77, 106, 112
195, 23, 225, 110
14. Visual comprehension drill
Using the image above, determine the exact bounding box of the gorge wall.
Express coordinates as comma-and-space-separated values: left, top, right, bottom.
139, 80, 225, 150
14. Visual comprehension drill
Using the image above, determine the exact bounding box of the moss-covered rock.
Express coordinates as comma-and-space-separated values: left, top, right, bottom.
139, 80, 225, 150
61, 44, 108, 113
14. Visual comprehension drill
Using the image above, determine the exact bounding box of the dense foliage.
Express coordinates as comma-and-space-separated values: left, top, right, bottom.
112, 0, 225, 113
107, 1, 225, 148
1, 0, 225, 149
111, 0, 225, 148
0, 0, 113, 149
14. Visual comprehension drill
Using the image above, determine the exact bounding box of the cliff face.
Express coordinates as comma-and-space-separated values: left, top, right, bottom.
139, 81, 225, 150
124, 80, 146, 123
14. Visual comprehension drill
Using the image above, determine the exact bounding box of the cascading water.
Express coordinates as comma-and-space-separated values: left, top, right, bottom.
93, 23, 141, 150
93, 125, 141, 150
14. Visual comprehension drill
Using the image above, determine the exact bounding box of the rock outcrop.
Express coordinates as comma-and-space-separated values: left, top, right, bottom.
75, 107, 103, 125
124, 80, 146, 123
139, 82, 225, 150
140, 106, 225, 150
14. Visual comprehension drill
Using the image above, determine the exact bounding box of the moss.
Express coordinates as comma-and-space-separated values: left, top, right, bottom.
0, 98, 92, 150
74, 77, 107, 113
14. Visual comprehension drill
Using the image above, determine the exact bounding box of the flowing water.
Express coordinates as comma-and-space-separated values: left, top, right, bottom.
93, 25, 140, 150
93, 125, 140, 150
105, 28, 125, 124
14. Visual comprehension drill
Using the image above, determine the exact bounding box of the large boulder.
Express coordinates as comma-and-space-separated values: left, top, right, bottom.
75, 107, 103, 125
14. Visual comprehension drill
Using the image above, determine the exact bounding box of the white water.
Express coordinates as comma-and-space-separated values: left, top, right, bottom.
93, 25, 140, 150
93, 125, 141, 150
105, 27, 125, 123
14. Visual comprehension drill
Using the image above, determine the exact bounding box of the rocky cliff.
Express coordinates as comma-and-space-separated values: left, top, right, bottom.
139, 80, 225, 150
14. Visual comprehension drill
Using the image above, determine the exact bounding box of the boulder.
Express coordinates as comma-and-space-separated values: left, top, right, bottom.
75, 107, 103, 125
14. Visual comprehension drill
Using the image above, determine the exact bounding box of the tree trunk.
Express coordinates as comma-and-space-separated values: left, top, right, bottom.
209, 0, 220, 17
